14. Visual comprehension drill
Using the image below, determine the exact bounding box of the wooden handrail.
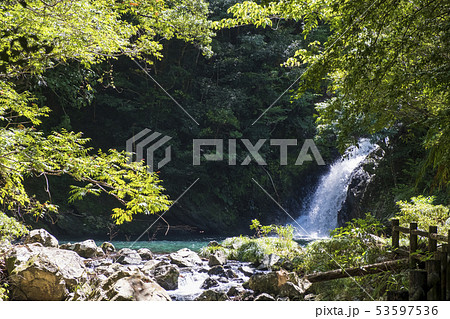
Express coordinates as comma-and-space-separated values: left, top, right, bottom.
392, 223, 448, 242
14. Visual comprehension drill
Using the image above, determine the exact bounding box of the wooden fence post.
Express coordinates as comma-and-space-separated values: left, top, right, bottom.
441, 244, 448, 301
410, 222, 418, 269
392, 219, 399, 250
409, 270, 427, 301
427, 226, 441, 300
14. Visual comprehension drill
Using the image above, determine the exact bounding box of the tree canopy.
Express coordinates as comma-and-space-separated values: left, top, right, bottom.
215, 0, 449, 187
0, 0, 214, 225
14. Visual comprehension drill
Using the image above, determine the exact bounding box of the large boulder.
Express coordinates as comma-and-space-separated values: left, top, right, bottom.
208, 250, 227, 267
115, 248, 142, 265
5, 244, 87, 300
248, 270, 311, 299
61, 240, 104, 258
248, 269, 290, 295
169, 248, 202, 267
91, 270, 171, 301
153, 264, 179, 290
24, 229, 58, 248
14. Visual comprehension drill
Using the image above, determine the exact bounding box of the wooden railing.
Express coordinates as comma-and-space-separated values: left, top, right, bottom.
392, 219, 450, 300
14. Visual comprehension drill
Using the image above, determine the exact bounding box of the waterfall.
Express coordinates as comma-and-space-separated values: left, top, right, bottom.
296, 139, 376, 238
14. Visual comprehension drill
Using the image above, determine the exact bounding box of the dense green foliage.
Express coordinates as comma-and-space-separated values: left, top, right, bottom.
0, 0, 216, 234
396, 196, 450, 236
217, 0, 449, 188
200, 220, 302, 264
0, 211, 28, 243
29, 0, 332, 237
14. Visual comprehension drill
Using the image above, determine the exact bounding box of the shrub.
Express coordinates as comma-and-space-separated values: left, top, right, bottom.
0, 211, 29, 243
396, 196, 450, 236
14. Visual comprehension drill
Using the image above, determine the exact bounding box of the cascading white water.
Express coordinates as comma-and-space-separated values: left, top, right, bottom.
296, 139, 376, 238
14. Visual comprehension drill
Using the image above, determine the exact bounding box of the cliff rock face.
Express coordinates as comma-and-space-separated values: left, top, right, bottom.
338, 146, 385, 226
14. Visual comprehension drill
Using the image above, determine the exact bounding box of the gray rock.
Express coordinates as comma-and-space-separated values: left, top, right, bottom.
91, 270, 171, 301
116, 248, 142, 265
248, 269, 290, 295
6, 244, 87, 300
169, 248, 202, 267
208, 250, 227, 266
279, 282, 305, 300
195, 289, 228, 301
257, 253, 280, 270
76, 240, 103, 258
137, 248, 153, 261
238, 265, 254, 277
60, 240, 104, 258
24, 229, 58, 248
101, 242, 116, 254
140, 259, 161, 275
201, 277, 220, 289
227, 286, 243, 297
226, 269, 239, 278
208, 265, 227, 277
154, 264, 179, 290
287, 272, 312, 292
254, 293, 276, 301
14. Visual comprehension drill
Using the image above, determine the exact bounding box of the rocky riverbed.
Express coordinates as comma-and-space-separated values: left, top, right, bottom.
0, 229, 313, 301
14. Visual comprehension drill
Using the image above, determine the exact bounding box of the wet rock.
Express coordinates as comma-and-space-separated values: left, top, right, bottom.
338, 146, 383, 225
238, 265, 254, 277
101, 242, 115, 254
248, 269, 290, 295
24, 229, 58, 248
227, 286, 243, 297
208, 250, 227, 266
137, 248, 153, 261
6, 244, 87, 300
195, 289, 228, 301
208, 265, 227, 277
198, 267, 209, 274
154, 264, 179, 290
169, 248, 202, 268
226, 269, 238, 279
115, 248, 142, 265
254, 293, 276, 301
201, 277, 219, 289
227, 286, 253, 300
